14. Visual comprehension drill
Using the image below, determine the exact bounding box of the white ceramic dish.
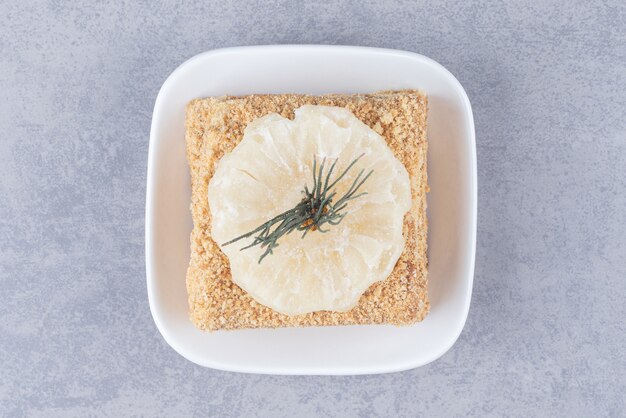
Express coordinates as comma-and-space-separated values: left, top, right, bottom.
146, 45, 476, 375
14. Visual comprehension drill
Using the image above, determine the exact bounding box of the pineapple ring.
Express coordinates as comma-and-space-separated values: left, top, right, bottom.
208, 105, 411, 315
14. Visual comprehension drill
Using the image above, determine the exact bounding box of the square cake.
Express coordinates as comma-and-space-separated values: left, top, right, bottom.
185, 91, 429, 331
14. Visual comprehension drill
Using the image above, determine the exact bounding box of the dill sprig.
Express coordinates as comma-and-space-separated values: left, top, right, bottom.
222, 154, 374, 263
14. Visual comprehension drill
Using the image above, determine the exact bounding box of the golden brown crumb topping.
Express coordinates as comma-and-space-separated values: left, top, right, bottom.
185, 91, 429, 331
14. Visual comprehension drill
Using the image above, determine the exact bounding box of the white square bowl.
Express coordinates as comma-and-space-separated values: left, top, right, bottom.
146, 45, 476, 375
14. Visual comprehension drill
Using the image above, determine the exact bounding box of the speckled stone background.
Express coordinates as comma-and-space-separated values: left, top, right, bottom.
1, 0, 625, 416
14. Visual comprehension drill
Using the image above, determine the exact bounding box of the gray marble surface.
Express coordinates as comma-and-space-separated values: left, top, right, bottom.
1, 0, 625, 416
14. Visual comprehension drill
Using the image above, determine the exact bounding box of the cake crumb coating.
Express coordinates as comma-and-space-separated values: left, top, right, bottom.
185, 91, 429, 331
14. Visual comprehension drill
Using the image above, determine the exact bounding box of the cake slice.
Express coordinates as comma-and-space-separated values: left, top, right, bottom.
185, 91, 428, 331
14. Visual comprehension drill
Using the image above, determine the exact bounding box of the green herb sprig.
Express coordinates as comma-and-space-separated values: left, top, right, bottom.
222, 154, 373, 263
